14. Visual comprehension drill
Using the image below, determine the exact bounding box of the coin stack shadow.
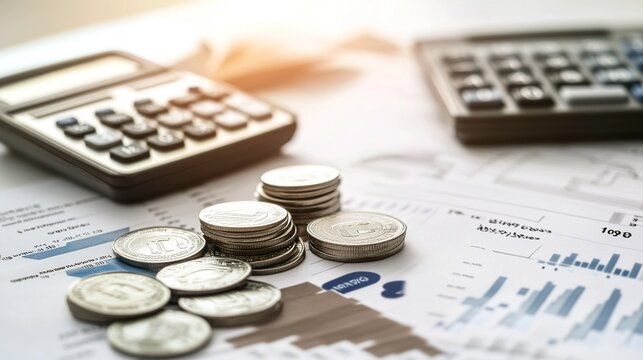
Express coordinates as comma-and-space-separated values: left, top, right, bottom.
255, 165, 342, 235
200, 201, 305, 275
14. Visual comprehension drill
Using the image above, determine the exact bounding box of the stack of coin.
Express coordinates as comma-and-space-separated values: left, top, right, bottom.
179, 280, 282, 326
112, 227, 207, 271
199, 201, 305, 275
66, 272, 171, 324
307, 211, 407, 262
255, 165, 341, 230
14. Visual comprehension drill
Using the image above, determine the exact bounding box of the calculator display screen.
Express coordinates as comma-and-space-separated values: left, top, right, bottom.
0, 55, 139, 105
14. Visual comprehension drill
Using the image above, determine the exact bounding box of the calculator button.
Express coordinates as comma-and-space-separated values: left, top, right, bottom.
157, 110, 193, 128
110, 144, 150, 163
446, 61, 481, 76
184, 123, 217, 140
580, 40, 613, 56
501, 71, 538, 87
122, 123, 158, 139
491, 57, 525, 73
133, 98, 153, 107
559, 86, 629, 106
511, 85, 554, 108
488, 44, 519, 61
214, 110, 249, 129
169, 93, 202, 108
189, 86, 229, 100
442, 52, 474, 64
583, 53, 622, 70
190, 100, 225, 119
548, 69, 590, 88
541, 54, 574, 70
594, 68, 640, 87
147, 133, 185, 151
64, 124, 96, 138
453, 74, 488, 90
136, 103, 169, 117
56, 116, 78, 128
224, 94, 272, 119
84, 132, 123, 150
461, 88, 504, 110
631, 84, 643, 103
94, 108, 115, 118
623, 38, 643, 58
533, 42, 564, 59
99, 113, 134, 128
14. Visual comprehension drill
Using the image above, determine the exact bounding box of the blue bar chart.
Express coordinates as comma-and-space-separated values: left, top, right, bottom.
541, 252, 642, 280
567, 289, 622, 341
444, 275, 643, 350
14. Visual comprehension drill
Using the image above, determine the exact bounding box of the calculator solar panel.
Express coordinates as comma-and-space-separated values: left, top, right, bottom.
415, 28, 643, 143
0, 52, 296, 201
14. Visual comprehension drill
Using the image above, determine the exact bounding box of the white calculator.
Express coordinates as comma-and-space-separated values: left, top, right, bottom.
0, 51, 297, 202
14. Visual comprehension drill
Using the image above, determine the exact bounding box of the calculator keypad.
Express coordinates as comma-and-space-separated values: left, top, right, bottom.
417, 29, 643, 142
46, 77, 280, 169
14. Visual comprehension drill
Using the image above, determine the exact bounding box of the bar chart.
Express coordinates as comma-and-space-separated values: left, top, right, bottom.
540, 251, 642, 280
443, 275, 643, 349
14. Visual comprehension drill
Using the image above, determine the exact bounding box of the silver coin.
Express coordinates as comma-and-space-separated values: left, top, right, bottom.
212, 240, 299, 268
156, 257, 251, 296
309, 240, 405, 262
205, 221, 297, 249
178, 280, 281, 326
202, 213, 292, 241
112, 227, 206, 270
260, 165, 340, 191
251, 238, 306, 275
67, 272, 170, 321
199, 201, 288, 232
255, 184, 340, 207
261, 183, 339, 200
210, 224, 298, 255
108, 310, 211, 358
307, 211, 406, 248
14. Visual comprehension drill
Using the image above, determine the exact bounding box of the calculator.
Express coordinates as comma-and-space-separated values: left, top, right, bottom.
415, 28, 643, 143
0, 51, 296, 201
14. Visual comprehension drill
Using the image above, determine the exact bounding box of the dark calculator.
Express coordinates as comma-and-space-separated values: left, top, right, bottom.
415, 28, 643, 143
0, 51, 296, 201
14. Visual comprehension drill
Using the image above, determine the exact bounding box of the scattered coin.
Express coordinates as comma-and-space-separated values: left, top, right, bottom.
112, 227, 206, 271
178, 280, 282, 326
156, 257, 251, 296
108, 310, 211, 358
255, 165, 342, 227
67, 272, 170, 323
307, 211, 406, 262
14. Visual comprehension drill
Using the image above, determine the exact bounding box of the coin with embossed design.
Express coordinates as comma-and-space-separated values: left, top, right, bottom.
199, 201, 287, 232
112, 227, 206, 271
156, 257, 251, 296
108, 310, 211, 358
66, 272, 170, 323
178, 280, 281, 326
307, 211, 406, 262
260, 164, 340, 191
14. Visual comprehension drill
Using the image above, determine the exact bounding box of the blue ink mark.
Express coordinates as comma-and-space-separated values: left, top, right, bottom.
66, 258, 154, 278
24, 228, 129, 260
381, 280, 405, 299
322, 271, 381, 294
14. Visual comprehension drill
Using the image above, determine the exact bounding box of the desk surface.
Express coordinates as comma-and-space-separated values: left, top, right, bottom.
1, 1, 643, 359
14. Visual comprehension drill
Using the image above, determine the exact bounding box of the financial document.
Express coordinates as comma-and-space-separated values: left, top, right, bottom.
1, 35, 643, 359
1, 140, 642, 360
